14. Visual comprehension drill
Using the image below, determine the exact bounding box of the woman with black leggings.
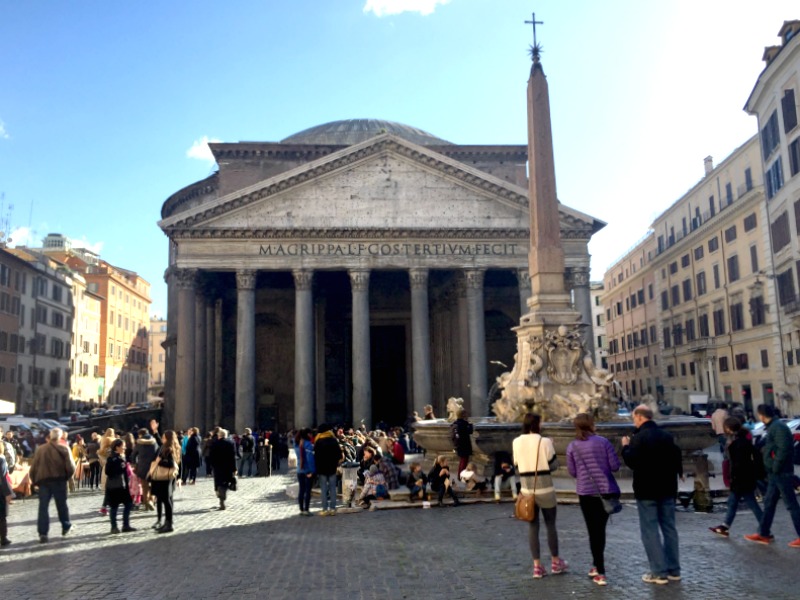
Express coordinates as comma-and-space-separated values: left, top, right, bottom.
566, 413, 621, 587
150, 430, 181, 533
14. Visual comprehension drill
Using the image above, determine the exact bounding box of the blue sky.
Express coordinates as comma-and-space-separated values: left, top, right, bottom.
0, 1, 797, 316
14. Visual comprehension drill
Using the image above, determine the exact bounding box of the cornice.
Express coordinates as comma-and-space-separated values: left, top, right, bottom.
166, 225, 593, 241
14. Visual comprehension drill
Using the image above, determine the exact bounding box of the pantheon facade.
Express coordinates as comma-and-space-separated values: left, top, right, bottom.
159, 119, 604, 433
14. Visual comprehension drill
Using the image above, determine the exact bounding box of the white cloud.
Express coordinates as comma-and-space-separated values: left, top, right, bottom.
186, 136, 221, 163
0, 119, 9, 139
363, 0, 451, 17
69, 235, 104, 255
7, 226, 33, 247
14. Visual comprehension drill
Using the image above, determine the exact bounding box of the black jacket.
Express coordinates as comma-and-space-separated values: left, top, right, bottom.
313, 432, 343, 476
622, 420, 682, 500
728, 431, 765, 494
452, 418, 473, 457
131, 435, 158, 480
184, 433, 203, 469
210, 437, 237, 488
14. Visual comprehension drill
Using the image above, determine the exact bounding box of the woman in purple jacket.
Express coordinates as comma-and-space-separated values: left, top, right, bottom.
566, 413, 621, 587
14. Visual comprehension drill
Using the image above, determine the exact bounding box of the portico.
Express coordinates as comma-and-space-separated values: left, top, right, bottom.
159, 122, 603, 432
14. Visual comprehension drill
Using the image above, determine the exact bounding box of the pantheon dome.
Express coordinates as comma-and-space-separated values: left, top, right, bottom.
281, 118, 452, 146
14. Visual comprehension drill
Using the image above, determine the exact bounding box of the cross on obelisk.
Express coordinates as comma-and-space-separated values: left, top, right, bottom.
525, 12, 543, 57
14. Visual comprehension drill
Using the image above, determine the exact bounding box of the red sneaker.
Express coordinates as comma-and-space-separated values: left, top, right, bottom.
744, 533, 774, 545
789, 538, 800, 548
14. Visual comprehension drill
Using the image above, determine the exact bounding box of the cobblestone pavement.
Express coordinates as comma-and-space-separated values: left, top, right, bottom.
2, 471, 799, 600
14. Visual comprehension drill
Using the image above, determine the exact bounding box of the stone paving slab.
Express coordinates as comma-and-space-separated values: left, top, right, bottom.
1, 471, 799, 599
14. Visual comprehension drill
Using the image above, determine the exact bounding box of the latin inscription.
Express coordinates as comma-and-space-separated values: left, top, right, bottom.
258, 242, 519, 257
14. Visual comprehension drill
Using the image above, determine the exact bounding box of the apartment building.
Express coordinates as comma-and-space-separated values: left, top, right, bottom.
8, 248, 74, 414
0, 249, 28, 405
41, 233, 151, 407
589, 282, 607, 371
746, 19, 800, 409
70, 272, 103, 406
601, 234, 661, 403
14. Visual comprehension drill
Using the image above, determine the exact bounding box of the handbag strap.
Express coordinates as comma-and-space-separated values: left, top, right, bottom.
532, 437, 541, 493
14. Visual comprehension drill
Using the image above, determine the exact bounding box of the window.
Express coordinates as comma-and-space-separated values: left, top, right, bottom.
681, 254, 690, 268
673, 324, 683, 346
671, 285, 680, 306
682, 279, 692, 302
667, 365, 675, 377
750, 295, 766, 326
735, 353, 749, 370
727, 255, 740, 282
761, 349, 770, 368
708, 236, 719, 252
730, 302, 745, 331
745, 168, 753, 191
724, 226, 737, 243
640, 328, 648, 346
750, 245, 759, 273
782, 88, 797, 133
637, 289, 645, 304
649, 325, 657, 344
696, 271, 707, 296
685, 319, 695, 342
694, 246, 704, 261
661, 291, 669, 310
713, 307, 726, 336
761, 109, 780, 160
766, 157, 784, 200
669, 262, 678, 275
790, 138, 800, 176
719, 356, 729, 372
648, 284, 654, 300
771, 211, 791, 253
52, 285, 62, 302
680, 363, 687, 376
713, 264, 721, 289
699, 314, 710, 337
663, 327, 672, 349
776, 268, 797, 306
744, 213, 757, 232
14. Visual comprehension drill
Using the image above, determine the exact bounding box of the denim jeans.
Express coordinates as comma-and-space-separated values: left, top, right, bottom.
297, 473, 312, 512
318, 474, 337, 511
724, 490, 762, 529
37, 480, 71, 536
239, 452, 255, 477
109, 499, 132, 529
759, 472, 800, 538
636, 498, 680, 577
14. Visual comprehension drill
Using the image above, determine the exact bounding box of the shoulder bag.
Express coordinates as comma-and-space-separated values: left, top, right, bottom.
576, 445, 622, 515
514, 437, 541, 522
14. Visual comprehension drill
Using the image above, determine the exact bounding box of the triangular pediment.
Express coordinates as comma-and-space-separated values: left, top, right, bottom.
158, 133, 603, 237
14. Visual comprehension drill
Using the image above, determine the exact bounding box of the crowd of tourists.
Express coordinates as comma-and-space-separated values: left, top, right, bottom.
3, 402, 799, 592
0, 419, 292, 546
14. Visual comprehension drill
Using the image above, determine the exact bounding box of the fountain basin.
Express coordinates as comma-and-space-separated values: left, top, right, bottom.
413, 416, 715, 479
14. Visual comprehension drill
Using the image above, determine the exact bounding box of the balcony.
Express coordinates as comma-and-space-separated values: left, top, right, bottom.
688, 337, 714, 353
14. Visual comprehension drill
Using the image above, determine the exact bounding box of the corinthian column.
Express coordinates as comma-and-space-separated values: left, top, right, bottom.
293, 269, 315, 428
174, 269, 197, 430
349, 269, 371, 429
409, 268, 432, 414
204, 299, 215, 430
464, 269, 487, 416
235, 270, 257, 434
194, 290, 206, 430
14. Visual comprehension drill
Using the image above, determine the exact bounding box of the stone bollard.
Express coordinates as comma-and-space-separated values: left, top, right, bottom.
691, 451, 713, 512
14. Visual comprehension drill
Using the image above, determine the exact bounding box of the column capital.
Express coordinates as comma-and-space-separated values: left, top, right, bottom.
293, 269, 314, 291
175, 268, 198, 290
517, 268, 531, 290
349, 269, 370, 292
236, 269, 257, 290
566, 266, 591, 287
409, 268, 429, 290
463, 268, 485, 290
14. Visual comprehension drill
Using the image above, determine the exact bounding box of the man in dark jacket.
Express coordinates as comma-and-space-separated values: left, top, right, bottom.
239, 428, 256, 477
131, 428, 158, 510
209, 429, 237, 510
452, 410, 473, 475
314, 424, 343, 516
622, 405, 683, 585
29, 428, 75, 543
745, 404, 800, 548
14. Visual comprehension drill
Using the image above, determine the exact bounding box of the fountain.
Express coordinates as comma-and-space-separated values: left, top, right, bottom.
413, 31, 713, 485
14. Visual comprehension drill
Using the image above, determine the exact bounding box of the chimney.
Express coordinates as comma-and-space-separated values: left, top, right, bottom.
704, 156, 714, 176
